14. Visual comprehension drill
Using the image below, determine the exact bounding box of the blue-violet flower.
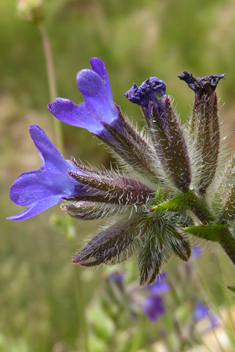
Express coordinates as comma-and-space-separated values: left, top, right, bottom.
7, 125, 85, 220
8, 59, 235, 285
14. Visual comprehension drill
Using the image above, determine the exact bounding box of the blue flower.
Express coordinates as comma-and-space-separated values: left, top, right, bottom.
7, 125, 87, 220
142, 273, 169, 322
145, 272, 170, 295
142, 295, 165, 322
48, 58, 120, 135
48, 58, 160, 180
192, 302, 219, 328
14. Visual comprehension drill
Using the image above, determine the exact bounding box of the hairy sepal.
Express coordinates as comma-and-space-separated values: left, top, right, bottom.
179, 72, 224, 194
146, 97, 191, 192
94, 108, 161, 184
69, 170, 154, 206
73, 216, 142, 266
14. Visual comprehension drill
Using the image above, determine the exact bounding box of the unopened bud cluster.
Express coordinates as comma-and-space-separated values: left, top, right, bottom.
8, 58, 235, 285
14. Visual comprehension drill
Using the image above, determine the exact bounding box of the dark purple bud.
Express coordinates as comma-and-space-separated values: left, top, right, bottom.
125, 76, 191, 192
178, 71, 225, 98
124, 77, 166, 117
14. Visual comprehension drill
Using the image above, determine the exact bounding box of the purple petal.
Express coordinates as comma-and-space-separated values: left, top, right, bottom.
48, 58, 119, 134
142, 296, 165, 322
7, 197, 61, 220
145, 272, 170, 294
48, 98, 104, 133
7, 125, 82, 220
90, 58, 113, 102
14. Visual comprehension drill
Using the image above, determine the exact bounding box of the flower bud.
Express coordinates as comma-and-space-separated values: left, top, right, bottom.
17, 0, 44, 23
179, 71, 225, 194
125, 78, 191, 192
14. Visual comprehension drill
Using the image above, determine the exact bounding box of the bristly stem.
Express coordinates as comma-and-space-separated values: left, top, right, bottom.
38, 23, 89, 352
37, 23, 64, 154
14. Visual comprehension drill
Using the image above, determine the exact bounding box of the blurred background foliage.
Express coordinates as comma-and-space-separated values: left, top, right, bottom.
1, 0, 235, 351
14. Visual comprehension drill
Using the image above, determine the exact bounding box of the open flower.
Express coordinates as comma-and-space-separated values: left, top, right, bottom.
142, 296, 165, 322
192, 301, 219, 329
142, 272, 169, 322
48, 58, 120, 135
7, 125, 87, 220
48, 58, 161, 181
8, 124, 154, 221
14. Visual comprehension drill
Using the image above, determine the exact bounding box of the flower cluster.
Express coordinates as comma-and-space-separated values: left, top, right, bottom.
8, 58, 235, 285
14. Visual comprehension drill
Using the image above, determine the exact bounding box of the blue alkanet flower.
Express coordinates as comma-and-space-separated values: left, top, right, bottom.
7, 125, 87, 220
48, 57, 120, 135
8, 125, 154, 222
142, 295, 165, 322
192, 301, 219, 329
48, 58, 163, 182
8, 58, 235, 285
142, 273, 169, 322
145, 272, 170, 295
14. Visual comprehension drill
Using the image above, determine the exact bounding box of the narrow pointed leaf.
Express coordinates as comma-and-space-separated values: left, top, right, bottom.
73, 217, 142, 266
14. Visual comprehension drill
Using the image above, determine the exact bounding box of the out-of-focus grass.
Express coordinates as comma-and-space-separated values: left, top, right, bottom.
1, 0, 235, 351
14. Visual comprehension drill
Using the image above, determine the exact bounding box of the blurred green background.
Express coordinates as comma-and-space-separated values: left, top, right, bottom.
1, 0, 235, 351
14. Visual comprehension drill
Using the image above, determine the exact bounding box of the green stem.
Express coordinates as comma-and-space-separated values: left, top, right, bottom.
38, 23, 89, 352
37, 23, 64, 154
73, 263, 90, 352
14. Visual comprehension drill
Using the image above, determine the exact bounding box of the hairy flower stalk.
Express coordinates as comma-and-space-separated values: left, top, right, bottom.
7, 58, 235, 284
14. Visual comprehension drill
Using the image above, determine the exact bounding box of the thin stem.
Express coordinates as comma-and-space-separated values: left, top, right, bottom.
37, 23, 89, 352
73, 263, 90, 352
37, 23, 64, 154
167, 275, 214, 352
68, 219, 90, 352
192, 258, 227, 352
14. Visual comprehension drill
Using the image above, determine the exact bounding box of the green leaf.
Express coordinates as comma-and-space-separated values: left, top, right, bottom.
227, 286, 235, 294
182, 225, 235, 265
151, 191, 214, 224
181, 224, 226, 242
